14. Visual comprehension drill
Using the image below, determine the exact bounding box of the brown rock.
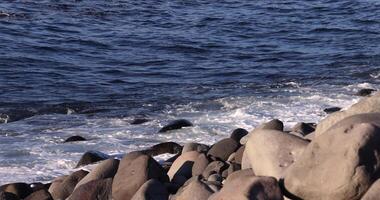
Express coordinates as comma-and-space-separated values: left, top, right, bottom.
171, 176, 214, 200
182, 143, 209, 154
24, 190, 52, 200
291, 122, 315, 136
131, 179, 168, 200
167, 151, 200, 181
233, 145, 245, 164
68, 178, 112, 200
0, 183, 33, 199
361, 179, 380, 200
258, 119, 284, 131
192, 153, 210, 177
49, 170, 89, 200
207, 138, 239, 161
230, 128, 248, 143
0, 191, 19, 200
202, 161, 229, 179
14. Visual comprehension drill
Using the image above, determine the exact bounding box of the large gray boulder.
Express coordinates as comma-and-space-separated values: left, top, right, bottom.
112, 152, 169, 200
315, 92, 380, 136
245, 129, 309, 179
284, 113, 380, 200
209, 169, 283, 200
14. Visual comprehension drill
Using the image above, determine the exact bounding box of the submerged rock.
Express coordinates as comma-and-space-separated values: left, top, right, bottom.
130, 118, 150, 125
64, 135, 86, 143
356, 88, 376, 96
323, 106, 341, 114
158, 119, 193, 133
75, 151, 110, 168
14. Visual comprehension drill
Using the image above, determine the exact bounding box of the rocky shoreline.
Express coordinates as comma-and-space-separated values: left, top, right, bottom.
1, 89, 380, 200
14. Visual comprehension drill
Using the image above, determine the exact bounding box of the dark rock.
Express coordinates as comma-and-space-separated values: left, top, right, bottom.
182, 143, 209, 154
158, 119, 193, 133
68, 178, 112, 200
130, 118, 150, 125
25, 190, 52, 200
112, 152, 169, 200
291, 122, 315, 136
49, 170, 89, 200
230, 128, 248, 143
233, 146, 245, 164
0, 183, 33, 199
192, 153, 211, 177
207, 138, 239, 161
131, 179, 169, 200
323, 107, 341, 114
202, 161, 229, 179
75, 151, 110, 168
29, 183, 48, 192
0, 191, 19, 200
171, 176, 214, 200
64, 135, 86, 143
356, 88, 376, 96
167, 151, 200, 184
140, 142, 182, 156
259, 119, 284, 131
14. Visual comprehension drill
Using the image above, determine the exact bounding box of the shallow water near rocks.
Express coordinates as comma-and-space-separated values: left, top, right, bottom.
0, 0, 379, 184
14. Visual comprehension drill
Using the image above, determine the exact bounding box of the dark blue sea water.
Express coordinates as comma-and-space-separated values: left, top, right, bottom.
0, 0, 379, 183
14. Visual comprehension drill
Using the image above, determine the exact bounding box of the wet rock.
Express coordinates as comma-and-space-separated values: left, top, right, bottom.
140, 142, 182, 156
49, 170, 88, 200
182, 143, 209, 154
192, 153, 210, 177
356, 88, 376, 96
202, 161, 229, 179
64, 135, 86, 143
323, 107, 341, 114
24, 190, 52, 200
131, 179, 168, 200
209, 169, 283, 200
167, 151, 200, 184
158, 119, 193, 133
246, 129, 309, 179
0, 191, 19, 200
68, 178, 112, 200
0, 183, 33, 199
315, 91, 380, 136
112, 152, 169, 200
230, 128, 248, 143
207, 138, 239, 161
284, 113, 380, 200
361, 179, 380, 200
75, 151, 110, 168
171, 176, 214, 200
74, 158, 119, 190
130, 118, 149, 125
291, 122, 315, 136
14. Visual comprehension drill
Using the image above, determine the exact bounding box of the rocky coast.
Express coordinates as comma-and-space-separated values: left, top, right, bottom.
1, 89, 380, 200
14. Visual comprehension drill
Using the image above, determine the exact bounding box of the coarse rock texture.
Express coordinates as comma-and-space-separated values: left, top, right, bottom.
245, 129, 309, 179
361, 179, 380, 200
284, 113, 380, 200
315, 92, 380, 136
49, 170, 88, 200
207, 138, 239, 161
131, 179, 168, 200
74, 158, 119, 190
171, 176, 214, 200
158, 119, 193, 133
167, 151, 200, 182
112, 152, 169, 200
209, 169, 283, 200
68, 178, 113, 200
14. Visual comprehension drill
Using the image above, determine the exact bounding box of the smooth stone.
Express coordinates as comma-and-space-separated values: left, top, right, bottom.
75, 151, 110, 168
68, 178, 112, 200
291, 122, 315, 136
171, 176, 214, 200
49, 170, 89, 200
323, 107, 341, 114
246, 129, 309, 179
207, 174, 222, 183
74, 158, 119, 190
158, 119, 193, 133
356, 88, 376, 96
24, 190, 52, 200
140, 142, 183, 156
64, 135, 86, 143
258, 119, 284, 131
202, 161, 229, 179
226, 163, 241, 178
167, 151, 200, 182
0, 191, 19, 200
209, 169, 283, 200
233, 145, 245, 164
112, 152, 169, 200
315, 91, 380, 136
284, 113, 380, 200
361, 179, 380, 200
207, 138, 239, 161
230, 128, 248, 143
192, 153, 210, 177
131, 179, 168, 200
181, 143, 209, 154
241, 147, 251, 170
0, 183, 33, 199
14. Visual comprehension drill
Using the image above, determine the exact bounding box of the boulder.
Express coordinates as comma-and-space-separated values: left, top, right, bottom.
167, 151, 200, 183
207, 138, 239, 161
192, 153, 210, 177
171, 176, 214, 200
315, 92, 380, 136
112, 152, 169, 200
131, 179, 168, 200
0, 191, 19, 200
64, 135, 86, 143
68, 178, 112, 200
75, 151, 110, 168
233, 145, 245, 164
209, 169, 283, 200
241, 148, 251, 170
356, 88, 376, 96
246, 129, 309, 179
291, 122, 315, 136
74, 158, 119, 189
258, 119, 284, 131
159, 119, 193, 133
284, 113, 380, 200
24, 190, 52, 200
230, 128, 248, 143
0, 183, 33, 199
49, 170, 88, 200
361, 179, 380, 200
202, 161, 229, 179
139, 142, 182, 157
130, 118, 149, 125
182, 143, 209, 154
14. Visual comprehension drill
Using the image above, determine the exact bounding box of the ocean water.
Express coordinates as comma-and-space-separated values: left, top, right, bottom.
0, 0, 379, 184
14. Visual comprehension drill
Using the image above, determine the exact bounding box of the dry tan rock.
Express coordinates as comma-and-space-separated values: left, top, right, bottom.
167, 151, 200, 181
171, 176, 214, 200
361, 179, 380, 200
